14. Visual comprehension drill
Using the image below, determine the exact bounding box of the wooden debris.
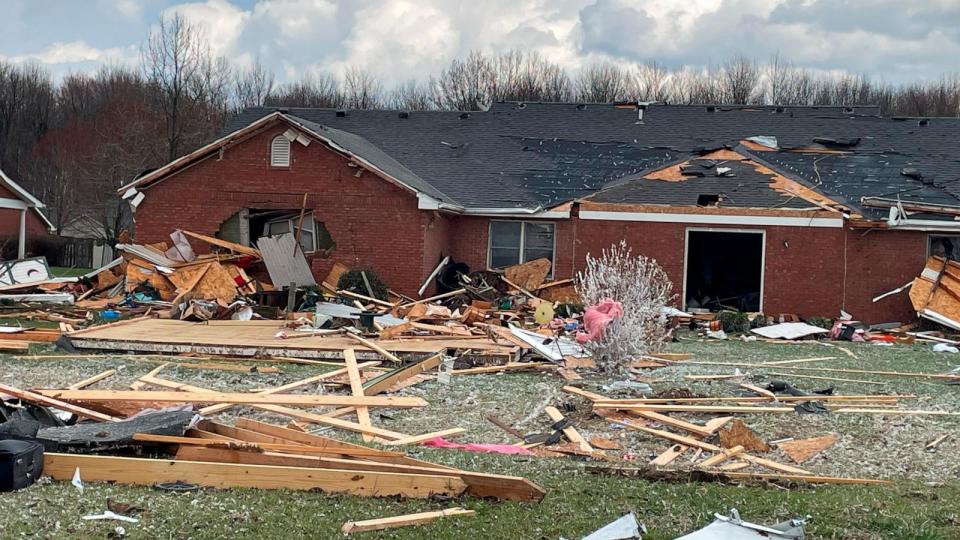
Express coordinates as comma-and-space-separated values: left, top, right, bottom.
777, 435, 839, 463
766, 372, 888, 385
342, 507, 475, 535
66, 369, 117, 390
364, 353, 442, 395
35, 389, 428, 408
452, 362, 554, 375
43, 453, 466, 498
503, 258, 551, 290
589, 437, 621, 450
699, 445, 744, 468
544, 406, 593, 452
0, 382, 120, 422
925, 434, 950, 450
739, 383, 777, 400
343, 349, 374, 442
650, 444, 686, 466
719, 419, 771, 453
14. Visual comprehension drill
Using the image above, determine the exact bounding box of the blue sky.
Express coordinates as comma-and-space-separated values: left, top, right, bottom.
3, 0, 959, 85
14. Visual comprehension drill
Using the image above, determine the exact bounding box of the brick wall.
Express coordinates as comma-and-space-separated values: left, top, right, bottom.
135, 126, 432, 294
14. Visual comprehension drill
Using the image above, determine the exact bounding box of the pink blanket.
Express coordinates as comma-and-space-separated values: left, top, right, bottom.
576, 298, 624, 344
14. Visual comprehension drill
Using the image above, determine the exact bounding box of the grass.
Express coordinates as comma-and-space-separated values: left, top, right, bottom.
0, 336, 958, 538
48, 266, 93, 278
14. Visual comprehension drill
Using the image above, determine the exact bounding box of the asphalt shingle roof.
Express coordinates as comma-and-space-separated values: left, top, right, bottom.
224, 103, 960, 215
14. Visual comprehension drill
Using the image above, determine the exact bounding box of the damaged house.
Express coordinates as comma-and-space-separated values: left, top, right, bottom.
120, 102, 960, 323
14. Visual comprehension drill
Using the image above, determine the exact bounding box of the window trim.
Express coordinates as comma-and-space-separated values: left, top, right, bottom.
927, 234, 960, 259
682, 227, 766, 313
270, 135, 291, 168
486, 220, 556, 277
264, 212, 317, 253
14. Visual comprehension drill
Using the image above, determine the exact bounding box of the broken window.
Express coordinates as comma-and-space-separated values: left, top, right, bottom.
216, 209, 335, 255
488, 221, 555, 273
929, 235, 960, 260
685, 230, 763, 312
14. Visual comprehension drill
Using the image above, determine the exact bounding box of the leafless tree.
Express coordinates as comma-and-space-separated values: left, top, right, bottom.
268, 72, 343, 108
430, 51, 495, 110
635, 61, 669, 102
575, 61, 631, 103
491, 50, 572, 102
388, 80, 433, 110
721, 56, 760, 104
232, 58, 275, 112
343, 66, 383, 109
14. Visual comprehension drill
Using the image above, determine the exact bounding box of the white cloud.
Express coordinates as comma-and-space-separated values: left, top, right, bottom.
163, 0, 250, 56
1, 40, 137, 65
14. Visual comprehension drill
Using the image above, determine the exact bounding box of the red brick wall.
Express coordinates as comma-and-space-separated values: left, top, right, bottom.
0, 182, 50, 239
445, 215, 575, 278
134, 125, 431, 293
573, 217, 924, 323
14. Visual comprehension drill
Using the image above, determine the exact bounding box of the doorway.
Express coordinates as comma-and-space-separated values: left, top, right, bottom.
684, 229, 764, 312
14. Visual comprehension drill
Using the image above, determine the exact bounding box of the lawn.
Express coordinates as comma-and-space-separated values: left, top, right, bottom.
0, 337, 958, 539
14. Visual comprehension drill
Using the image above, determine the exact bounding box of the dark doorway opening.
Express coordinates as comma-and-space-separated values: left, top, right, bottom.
685, 230, 763, 312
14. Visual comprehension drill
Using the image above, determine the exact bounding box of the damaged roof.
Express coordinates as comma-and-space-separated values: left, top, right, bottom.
222, 103, 960, 215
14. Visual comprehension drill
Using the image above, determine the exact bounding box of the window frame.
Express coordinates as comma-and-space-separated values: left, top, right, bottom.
927, 234, 960, 259
486, 220, 556, 277
264, 213, 317, 253
270, 135, 291, 168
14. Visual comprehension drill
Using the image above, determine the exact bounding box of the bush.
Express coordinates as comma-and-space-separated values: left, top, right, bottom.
807, 316, 833, 329
717, 311, 750, 333
337, 268, 389, 301
576, 241, 674, 373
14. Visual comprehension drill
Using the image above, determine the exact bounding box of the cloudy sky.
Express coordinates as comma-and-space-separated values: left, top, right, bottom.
3, 0, 959, 85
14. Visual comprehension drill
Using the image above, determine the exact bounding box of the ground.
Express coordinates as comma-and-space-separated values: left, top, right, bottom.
0, 336, 958, 539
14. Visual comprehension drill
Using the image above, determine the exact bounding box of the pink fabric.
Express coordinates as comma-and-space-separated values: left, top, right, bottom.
576, 298, 624, 344
423, 437, 534, 455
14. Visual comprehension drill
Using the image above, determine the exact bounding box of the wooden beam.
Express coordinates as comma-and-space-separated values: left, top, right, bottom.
364, 353, 442, 395
199, 361, 379, 415
399, 288, 467, 308
342, 508, 475, 535
34, 389, 427, 408
766, 372, 888, 386
181, 230, 261, 258
700, 470, 893, 486
343, 349, 374, 443
544, 406, 593, 452
738, 383, 777, 400
592, 395, 902, 404
66, 369, 117, 390
133, 433, 401, 457
381, 429, 467, 447
650, 444, 687, 466
699, 445, 744, 468
452, 362, 553, 375
0, 382, 119, 422
346, 333, 402, 363
43, 453, 466, 499
671, 361, 960, 381
759, 356, 836, 366
130, 362, 170, 390
254, 404, 410, 440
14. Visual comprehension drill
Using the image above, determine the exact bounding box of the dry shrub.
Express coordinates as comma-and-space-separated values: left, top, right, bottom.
576, 241, 674, 372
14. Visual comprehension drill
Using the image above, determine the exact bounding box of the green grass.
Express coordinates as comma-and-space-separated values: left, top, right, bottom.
0, 337, 957, 539
48, 266, 93, 278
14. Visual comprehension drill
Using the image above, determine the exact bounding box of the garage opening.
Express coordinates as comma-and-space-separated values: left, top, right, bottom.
684, 230, 764, 312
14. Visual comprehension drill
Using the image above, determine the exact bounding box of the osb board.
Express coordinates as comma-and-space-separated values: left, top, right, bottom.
578, 201, 837, 218
538, 285, 579, 304
909, 258, 960, 322
718, 419, 770, 453
194, 262, 239, 303
325, 262, 350, 289
778, 434, 839, 464
125, 259, 176, 299
504, 258, 551, 290
68, 319, 515, 356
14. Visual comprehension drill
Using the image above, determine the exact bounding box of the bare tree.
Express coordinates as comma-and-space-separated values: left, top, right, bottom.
721, 56, 760, 104
233, 58, 275, 111
575, 61, 631, 103
430, 51, 495, 110
635, 61, 669, 101
268, 72, 343, 108
343, 66, 383, 109
388, 80, 433, 110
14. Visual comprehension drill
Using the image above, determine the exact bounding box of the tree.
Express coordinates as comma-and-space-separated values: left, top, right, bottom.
430, 51, 495, 110
343, 66, 383, 109
268, 72, 343, 108
232, 58, 275, 112
721, 56, 760, 104
575, 62, 631, 103
388, 80, 433, 110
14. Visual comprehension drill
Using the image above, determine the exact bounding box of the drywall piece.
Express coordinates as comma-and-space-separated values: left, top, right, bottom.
751, 323, 828, 340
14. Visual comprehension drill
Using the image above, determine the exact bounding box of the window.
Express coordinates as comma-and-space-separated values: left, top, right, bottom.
488, 221, 555, 272
270, 135, 290, 167
929, 235, 960, 260
264, 213, 317, 252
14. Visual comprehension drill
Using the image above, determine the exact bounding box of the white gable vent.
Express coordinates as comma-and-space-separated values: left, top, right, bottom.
271, 135, 291, 167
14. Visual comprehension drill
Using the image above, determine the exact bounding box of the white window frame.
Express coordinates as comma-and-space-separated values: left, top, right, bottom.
270, 135, 291, 167
682, 227, 766, 312
264, 213, 317, 253
487, 220, 556, 277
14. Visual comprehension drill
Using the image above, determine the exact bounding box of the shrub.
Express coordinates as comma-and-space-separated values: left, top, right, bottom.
717, 311, 750, 333
337, 269, 390, 301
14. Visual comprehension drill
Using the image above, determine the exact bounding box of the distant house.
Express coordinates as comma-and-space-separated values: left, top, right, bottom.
59, 215, 116, 268
0, 168, 53, 259
119, 102, 960, 323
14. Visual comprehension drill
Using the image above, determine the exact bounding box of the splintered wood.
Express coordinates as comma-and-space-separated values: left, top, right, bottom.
777, 435, 839, 463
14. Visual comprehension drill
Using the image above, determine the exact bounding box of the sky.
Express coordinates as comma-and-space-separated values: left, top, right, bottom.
2, 0, 960, 86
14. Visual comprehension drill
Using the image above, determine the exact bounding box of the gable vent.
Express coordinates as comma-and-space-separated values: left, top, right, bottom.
271, 135, 291, 167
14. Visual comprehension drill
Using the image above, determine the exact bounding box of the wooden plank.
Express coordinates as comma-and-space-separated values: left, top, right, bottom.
699, 445, 744, 468
254, 404, 410, 440
181, 230, 261, 258
134, 433, 399, 457
43, 453, 466, 499
364, 354, 442, 396
34, 389, 427, 408
66, 369, 117, 390
346, 333, 402, 363
344, 349, 374, 443
739, 383, 777, 400
452, 362, 553, 375
342, 507, 475, 535
664, 360, 960, 381
701, 470, 893, 486
759, 356, 836, 366
544, 406, 593, 452
399, 289, 467, 309
766, 372, 888, 386
130, 363, 169, 390
593, 395, 901, 404
650, 444, 687, 466
382, 429, 467, 446
0, 382, 119, 422
418, 256, 449, 297
198, 362, 379, 415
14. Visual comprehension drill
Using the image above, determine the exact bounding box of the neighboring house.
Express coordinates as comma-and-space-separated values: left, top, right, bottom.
59, 215, 116, 268
119, 102, 960, 323
0, 168, 54, 259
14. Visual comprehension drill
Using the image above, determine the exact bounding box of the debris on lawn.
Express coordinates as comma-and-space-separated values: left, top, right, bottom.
341, 507, 476, 535
675, 509, 806, 540
581, 512, 645, 540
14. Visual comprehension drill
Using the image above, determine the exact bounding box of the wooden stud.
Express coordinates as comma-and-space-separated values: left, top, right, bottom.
699, 445, 744, 468
43, 453, 466, 498
342, 507, 475, 535
66, 369, 117, 390
0, 383, 119, 422
650, 444, 687, 466
344, 349, 374, 442
381, 429, 467, 447
34, 389, 428, 408
364, 353, 442, 395
346, 333, 402, 363
544, 406, 593, 452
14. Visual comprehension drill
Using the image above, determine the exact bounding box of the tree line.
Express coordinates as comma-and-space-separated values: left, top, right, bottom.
2, 12, 960, 246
